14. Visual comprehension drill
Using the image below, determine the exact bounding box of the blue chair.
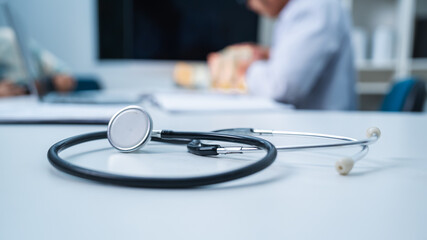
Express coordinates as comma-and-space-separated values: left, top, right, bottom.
381, 78, 426, 112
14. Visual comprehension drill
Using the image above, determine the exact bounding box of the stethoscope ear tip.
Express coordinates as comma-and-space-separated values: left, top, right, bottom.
335, 158, 354, 175
367, 127, 381, 138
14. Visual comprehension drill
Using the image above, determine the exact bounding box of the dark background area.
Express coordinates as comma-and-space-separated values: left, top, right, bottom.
413, 18, 427, 58
98, 0, 259, 60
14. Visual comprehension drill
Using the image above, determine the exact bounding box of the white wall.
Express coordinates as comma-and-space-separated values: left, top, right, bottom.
7, 0, 96, 73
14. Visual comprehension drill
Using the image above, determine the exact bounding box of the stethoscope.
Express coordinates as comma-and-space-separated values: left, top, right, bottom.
48, 105, 380, 188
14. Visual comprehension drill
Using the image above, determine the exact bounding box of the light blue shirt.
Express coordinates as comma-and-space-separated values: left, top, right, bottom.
247, 0, 356, 110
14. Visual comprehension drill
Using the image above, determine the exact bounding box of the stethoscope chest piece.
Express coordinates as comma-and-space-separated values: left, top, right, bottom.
107, 105, 153, 152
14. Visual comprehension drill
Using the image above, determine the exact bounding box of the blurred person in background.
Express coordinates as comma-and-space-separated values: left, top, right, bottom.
208, 0, 356, 110
0, 27, 75, 97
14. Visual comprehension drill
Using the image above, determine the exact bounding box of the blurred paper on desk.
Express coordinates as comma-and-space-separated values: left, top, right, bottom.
151, 92, 292, 113
0, 98, 123, 124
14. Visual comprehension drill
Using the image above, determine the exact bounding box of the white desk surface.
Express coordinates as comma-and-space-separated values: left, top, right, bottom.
1, 62, 427, 239
1, 99, 427, 240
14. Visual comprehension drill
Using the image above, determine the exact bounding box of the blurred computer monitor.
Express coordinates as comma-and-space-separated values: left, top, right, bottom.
98, 0, 259, 60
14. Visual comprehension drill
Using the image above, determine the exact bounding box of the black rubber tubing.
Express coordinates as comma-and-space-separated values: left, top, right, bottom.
47, 130, 277, 188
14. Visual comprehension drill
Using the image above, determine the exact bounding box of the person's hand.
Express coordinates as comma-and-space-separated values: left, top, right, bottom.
206, 43, 270, 90
227, 43, 269, 77
52, 74, 75, 93
207, 52, 222, 81
207, 43, 269, 69
0, 80, 26, 97
207, 43, 270, 78
228, 42, 270, 62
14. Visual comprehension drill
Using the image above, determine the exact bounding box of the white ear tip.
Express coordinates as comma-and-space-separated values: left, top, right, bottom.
335, 158, 354, 175
366, 127, 381, 138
